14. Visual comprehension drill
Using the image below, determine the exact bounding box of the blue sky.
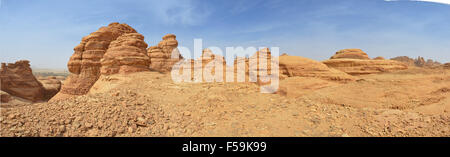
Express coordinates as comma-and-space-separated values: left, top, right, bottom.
0, 0, 449, 69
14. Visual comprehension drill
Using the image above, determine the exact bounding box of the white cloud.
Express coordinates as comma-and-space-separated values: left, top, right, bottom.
385, 0, 450, 5
414, 0, 450, 5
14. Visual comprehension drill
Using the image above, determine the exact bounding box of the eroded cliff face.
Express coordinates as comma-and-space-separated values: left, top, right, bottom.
52, 23, 138, 100
147, 34, 183, 73
0, 60, 45, 102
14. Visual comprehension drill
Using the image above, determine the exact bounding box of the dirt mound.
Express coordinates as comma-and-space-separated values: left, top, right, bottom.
101, 33, 150, 75
322, 59, 408, 75
330, 49, 370, 60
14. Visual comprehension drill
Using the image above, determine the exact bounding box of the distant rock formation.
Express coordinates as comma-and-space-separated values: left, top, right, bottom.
147, 34, 183, 73
330, 49, 370, 60
444, 63, 450, 69
52, 22, 138, 100
373, 56, 385, 60
101, 33, 150, 75
391, 56, 442, 68
0, 60, 46, 102
278, 55, 355, 82
324, 49, 408, 75
322, 59, 408, 75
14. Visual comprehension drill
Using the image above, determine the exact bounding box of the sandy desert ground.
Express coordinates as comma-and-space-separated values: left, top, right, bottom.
1, 67, 448, 137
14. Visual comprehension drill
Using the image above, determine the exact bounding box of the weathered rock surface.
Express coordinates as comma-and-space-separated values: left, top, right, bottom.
101, 33, 150, 75
38, 76, 62, 101
330, 49, 370, 60
444, 63, 450, 69
52, 22, 137, 100
147, 34, 183, 73
0, 90, 11, 103
0, 60, 45, 102
278, 55, 355, 82
322, 59, 408, 75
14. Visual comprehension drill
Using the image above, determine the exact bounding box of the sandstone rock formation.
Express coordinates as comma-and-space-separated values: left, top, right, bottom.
324, 49, 408, 75
193, 48, 227, 82
249, 48, 274, 84
38, 76, 62, 101
391, 56, 442, 68
53, 22, 138, 100
444, 63, 450, 69
330, 49, 370, 60
374, 56, 385, 60
278, 55, 355, 82
147, 34, 183, 73
0, 60, 45, 102
390, 56, 415, 66
322, 59, 408, 75
0, 90, 11, 103
101, 33, 150, 75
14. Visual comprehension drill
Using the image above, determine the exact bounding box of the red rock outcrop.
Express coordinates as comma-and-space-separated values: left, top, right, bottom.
322, 59, 408, 75
53, 22, 137, 100
101, 33, 150, 75
278, 55, 355, 82
330, 49, 370, 60
0, 60, 45, 102
147, 34, 183, 73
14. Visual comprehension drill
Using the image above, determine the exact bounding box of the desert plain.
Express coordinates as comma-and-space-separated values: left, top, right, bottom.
0, 22, 449, 137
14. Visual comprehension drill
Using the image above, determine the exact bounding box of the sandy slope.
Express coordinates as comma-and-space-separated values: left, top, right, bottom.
1, 68, 449, 137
